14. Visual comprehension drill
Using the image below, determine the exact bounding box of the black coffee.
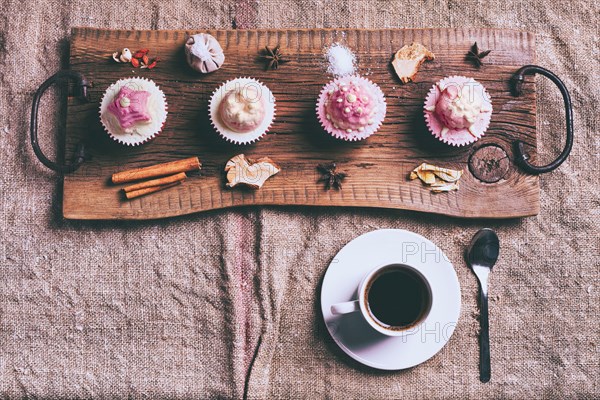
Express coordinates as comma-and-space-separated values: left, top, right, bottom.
366, 266, 430, 329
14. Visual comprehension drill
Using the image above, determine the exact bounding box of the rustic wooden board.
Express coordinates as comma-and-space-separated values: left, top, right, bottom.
63, 28, 539, 220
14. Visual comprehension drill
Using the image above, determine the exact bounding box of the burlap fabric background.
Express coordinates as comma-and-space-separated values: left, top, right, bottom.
0, 0, 598, 398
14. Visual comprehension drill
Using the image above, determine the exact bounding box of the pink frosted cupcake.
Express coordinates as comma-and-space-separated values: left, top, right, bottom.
424, 76, 492, 147
317, 75, 386, 141
209, 77, 276, 145
99, 78, 168, 146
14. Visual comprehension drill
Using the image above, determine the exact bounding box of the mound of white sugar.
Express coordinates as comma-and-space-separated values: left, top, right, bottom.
325, 44, 356, 77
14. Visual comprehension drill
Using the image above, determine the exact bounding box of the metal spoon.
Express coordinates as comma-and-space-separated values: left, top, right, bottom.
466, 228, 500, 383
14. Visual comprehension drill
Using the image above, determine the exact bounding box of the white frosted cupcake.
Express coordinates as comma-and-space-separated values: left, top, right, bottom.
209, 77, 276, 145
99, 77, 168, 146
424, 76, 492, 147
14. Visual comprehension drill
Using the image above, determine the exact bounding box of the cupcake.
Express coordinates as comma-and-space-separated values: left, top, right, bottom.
424, 76, 492, 147
99, 77, 168, 146
209, 78, 276, 145
317, 75, 386, 141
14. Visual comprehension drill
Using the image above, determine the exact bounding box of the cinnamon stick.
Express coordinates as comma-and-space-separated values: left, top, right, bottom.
112, 157, 201, 184
125, 181, 182, 200
123, 172, 187, 193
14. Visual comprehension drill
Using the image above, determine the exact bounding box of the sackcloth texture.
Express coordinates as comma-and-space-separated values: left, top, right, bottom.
0, 0, 598, 398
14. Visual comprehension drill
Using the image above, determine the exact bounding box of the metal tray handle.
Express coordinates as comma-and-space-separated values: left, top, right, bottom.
511, 65, 574, 174
30, 70, 89, 173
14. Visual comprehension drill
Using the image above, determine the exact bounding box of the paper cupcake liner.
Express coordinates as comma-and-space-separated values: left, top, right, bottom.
209, 77, 276, 145
423, 76, 492, 147
99, 77, 168, 146
316, 75, 386, 141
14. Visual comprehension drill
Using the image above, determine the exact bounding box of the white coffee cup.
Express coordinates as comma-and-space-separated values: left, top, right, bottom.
330, 263, 433, 337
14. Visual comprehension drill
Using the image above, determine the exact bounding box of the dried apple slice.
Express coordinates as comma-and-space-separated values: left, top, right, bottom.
225, 154, 280, 189
391, 43, 435, 84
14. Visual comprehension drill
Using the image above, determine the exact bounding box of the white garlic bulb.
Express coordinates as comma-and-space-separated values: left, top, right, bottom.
119, 48, 132, 63
185, 33, 225, 74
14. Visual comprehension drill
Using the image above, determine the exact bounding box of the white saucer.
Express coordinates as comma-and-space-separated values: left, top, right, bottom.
321, 229, 461, 370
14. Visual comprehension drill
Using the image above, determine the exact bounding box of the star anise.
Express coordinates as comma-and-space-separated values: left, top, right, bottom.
317, 163, 348, 190
259, 45, 289, 70
466, 42, 492, 67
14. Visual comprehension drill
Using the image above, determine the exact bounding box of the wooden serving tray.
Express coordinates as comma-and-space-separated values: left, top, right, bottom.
63, 28, 539, 220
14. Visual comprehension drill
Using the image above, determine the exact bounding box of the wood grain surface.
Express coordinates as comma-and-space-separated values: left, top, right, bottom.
63, 28, 539, 220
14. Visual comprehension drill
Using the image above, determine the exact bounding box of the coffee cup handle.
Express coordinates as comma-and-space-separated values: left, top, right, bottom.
330, 300, 360, 315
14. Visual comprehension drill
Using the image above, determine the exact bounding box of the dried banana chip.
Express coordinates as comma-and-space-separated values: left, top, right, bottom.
430, 182, 460, 192
416, 170, 436, 185
432, 170, 462, 183
410, 163, 463, 193
419, 163, 462, 179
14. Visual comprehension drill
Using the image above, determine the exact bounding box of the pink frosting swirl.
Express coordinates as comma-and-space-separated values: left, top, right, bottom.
324, 81, 376, 132
107, 86, 152, 129
434, 83, 485, 130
